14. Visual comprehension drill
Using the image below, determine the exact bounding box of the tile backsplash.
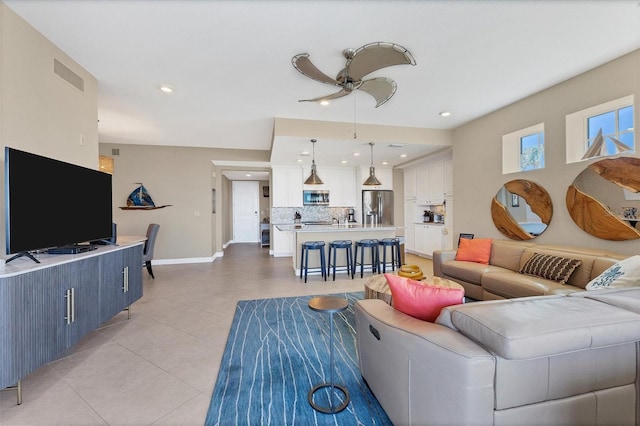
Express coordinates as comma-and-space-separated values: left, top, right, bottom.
271, 207, 355, 224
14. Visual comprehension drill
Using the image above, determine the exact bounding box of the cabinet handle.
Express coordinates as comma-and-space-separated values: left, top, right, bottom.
123, 266, 129, 293
70, 287, 75, 323
64, 288, 75, 324
65, 289, 71, 324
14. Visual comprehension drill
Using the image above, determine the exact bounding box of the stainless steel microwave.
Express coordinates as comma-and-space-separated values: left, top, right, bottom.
303, 190, 329, 205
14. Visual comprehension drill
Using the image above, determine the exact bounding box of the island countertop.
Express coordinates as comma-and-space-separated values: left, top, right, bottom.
275, 224, 399, 233
274, 223, 399, 276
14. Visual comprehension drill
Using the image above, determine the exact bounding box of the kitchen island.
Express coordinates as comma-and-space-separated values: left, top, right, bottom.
275, 223, 398, 277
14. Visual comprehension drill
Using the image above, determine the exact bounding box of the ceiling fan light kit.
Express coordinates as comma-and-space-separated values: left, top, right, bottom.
304, 139, 323, 185
363, 142, 382, 186
292, 41, 416, 108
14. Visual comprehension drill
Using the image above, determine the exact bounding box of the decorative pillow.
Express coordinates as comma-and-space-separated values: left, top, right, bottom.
519, 253, 582, 284
385, 273, 464, 322
455, 238, 493, 264
586, 255, 640, 290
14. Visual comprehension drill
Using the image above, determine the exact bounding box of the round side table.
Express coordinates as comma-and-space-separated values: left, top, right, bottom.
307, 296, 351, 414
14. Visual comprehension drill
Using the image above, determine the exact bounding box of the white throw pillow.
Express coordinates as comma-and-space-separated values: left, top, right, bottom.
586, 255, 640, 290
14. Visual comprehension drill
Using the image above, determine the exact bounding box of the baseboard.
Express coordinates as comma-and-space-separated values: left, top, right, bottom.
151, 251, 224, 265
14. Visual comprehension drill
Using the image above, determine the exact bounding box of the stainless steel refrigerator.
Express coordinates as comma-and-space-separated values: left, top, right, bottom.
362, 190, 394, 225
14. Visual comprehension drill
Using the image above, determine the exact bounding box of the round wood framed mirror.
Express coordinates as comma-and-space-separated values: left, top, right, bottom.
491, 179, 553, 240
566, 156, 640, 241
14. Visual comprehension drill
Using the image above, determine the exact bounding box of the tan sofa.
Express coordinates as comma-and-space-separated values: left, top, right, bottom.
355, 287, 640, 425
433, 240, 627, 300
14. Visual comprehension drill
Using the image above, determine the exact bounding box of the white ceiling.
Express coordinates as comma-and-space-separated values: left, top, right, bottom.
5, 0, 640, 176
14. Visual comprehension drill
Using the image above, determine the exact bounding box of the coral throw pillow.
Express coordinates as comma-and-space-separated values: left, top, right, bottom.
455, 238, 493, 264
385, 273, 465, 322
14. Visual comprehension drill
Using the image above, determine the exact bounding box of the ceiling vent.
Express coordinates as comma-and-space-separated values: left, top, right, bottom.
53, 59, 84, 92
111, 148, 120, 156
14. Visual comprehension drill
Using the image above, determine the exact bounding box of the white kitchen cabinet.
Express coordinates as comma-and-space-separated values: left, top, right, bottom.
272, 227, 294, 257
405, 223, 415, 252
272, 166, 303, 207
414, 224, 444, 257
326, 167, 357, 207
444, 159, 453, 197
416, 161, 445, 205
404, 167, 417, 200
414, 224, 428, 255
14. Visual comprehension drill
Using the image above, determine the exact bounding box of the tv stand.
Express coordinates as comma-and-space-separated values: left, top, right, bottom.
5, 251, 40, 264
0, 243, 144, 405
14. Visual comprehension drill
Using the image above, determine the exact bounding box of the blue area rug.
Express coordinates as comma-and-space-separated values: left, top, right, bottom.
205, 291, 391, 425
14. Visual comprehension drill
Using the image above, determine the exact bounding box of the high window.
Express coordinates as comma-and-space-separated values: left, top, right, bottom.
502, 123, 545, 174
520, 132, 545, 171
566, 95, 635, 163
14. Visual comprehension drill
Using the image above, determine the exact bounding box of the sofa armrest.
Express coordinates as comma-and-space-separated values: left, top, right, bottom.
433, 249, 457, 277
355, 299, 495, 425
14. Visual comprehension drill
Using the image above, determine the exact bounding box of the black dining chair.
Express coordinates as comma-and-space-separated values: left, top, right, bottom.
142, 223, 160, 278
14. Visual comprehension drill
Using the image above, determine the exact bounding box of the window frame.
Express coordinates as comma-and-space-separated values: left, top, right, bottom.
566, 95, 635, 164
502, 122, 545, 174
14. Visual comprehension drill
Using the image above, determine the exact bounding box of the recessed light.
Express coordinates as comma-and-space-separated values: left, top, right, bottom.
353, 152, 360, 157
297, 159, 303, 163
439, 111, 451, 117
341, 160, 348, 164
299, 151, 310, 156
320, 100, 330, 106
400, 154, 407, 158
245, 173, 251, 177
382, 161, 389, 165
159, 85, 173, 93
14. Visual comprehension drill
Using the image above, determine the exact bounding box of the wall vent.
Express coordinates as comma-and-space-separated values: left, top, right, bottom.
53, 59, 84, 92
111, 148, 120, 156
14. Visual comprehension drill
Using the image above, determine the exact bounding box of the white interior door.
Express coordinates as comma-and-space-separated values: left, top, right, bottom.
233, 181, 259, 242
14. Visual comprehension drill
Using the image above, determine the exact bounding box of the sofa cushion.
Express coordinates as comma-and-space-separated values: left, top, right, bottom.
489, 240, 535, 271
438, 296, 640, 359
455, 238, 493, 264
519, 253, 582, 284
384, 273, 464, 322
441, 261, 505, 285
585, 255, 640, 290
481, 271, 581, 299
572, 287, 640, 315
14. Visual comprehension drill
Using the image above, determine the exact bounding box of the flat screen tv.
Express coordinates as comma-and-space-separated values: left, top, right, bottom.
5, 147, 113, 263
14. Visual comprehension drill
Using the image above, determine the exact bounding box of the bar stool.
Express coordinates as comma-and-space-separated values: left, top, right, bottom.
300, 241, 327, 283
378, 237, 403, 273
353, 239, 379, 278
327, 240, 354, 281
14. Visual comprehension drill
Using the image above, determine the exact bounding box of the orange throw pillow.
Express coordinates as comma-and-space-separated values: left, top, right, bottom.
455, 238, 493, 264
385, 273, 464, 322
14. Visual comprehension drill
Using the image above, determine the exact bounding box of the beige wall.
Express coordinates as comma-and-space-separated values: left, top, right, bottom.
452, 49, 640, 256
0, 4, 98, 257
100, 143, 269, 260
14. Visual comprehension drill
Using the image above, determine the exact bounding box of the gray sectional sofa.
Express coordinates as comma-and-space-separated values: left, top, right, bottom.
355, 287, 640, 425
433, 240, 628, 300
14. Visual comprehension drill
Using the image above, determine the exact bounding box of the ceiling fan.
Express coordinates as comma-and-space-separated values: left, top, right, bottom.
292, 42, 416, 108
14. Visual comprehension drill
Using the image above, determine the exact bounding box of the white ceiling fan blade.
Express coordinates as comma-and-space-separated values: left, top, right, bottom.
357, 77, 397, 107
298, 88, 350, 104
292, 53, 341, 86
347, 42, 416, 81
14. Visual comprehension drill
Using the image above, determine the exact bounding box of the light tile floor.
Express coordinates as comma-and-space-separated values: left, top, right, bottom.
0, 243, 432, 425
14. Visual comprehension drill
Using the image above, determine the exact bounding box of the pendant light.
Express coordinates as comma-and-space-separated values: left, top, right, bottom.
363, 142, 382, 186
304, 139, 323, 185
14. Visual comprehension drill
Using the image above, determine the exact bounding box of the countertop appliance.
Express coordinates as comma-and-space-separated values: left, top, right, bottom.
347, 208, 356, 223
362, 190, 394, 226
303, 190, 329, 206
